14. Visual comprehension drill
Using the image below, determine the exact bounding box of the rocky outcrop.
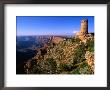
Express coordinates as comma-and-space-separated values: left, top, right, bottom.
85, 51, 94, 71
52, 36, 65, 44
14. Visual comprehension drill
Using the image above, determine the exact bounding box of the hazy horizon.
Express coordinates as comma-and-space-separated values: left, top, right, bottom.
16, 33, 74, 36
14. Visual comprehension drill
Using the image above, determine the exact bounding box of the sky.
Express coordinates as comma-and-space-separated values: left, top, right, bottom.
16, 16, 94, 36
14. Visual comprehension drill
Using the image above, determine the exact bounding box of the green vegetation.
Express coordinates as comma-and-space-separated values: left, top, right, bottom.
86, 39, 94, 52
73, 43, 86, 64
70, 61, 93, 74
71, 37, 81, 43
31, 58, 57, 74
70, 68, 80, 74
25, 35, 94, 74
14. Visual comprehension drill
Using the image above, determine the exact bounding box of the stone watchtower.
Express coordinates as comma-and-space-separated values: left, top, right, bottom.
80, 19, 88, 35
75, 19, 89, 43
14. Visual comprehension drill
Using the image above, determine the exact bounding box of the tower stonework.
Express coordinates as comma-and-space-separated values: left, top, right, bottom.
80, 19, 88, 35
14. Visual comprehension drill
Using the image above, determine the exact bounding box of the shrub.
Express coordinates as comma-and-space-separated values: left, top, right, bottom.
79, 61, 94, 74
60, 64, 73, 71
70, 68, 80, 74
86, 39, 94, 52
73, 43, 86, 65
31, 58, 57, 74
70, 61, 94, 74
67, 37, 81, 44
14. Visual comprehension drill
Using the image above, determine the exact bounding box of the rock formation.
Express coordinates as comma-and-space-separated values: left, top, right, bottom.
85, 51, 94, 71
52, 36, 65, 44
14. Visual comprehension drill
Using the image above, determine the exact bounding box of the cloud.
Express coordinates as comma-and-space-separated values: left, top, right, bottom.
73, 30, 78, 34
